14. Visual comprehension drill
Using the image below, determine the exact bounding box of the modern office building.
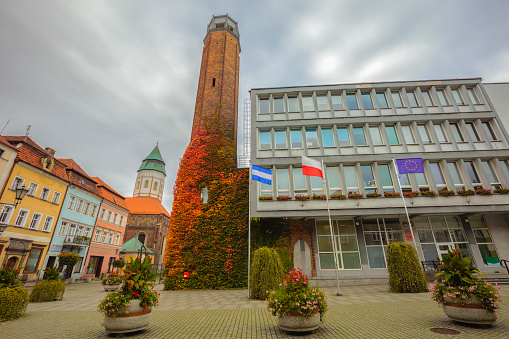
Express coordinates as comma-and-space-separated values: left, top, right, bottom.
250, 78, 509, 285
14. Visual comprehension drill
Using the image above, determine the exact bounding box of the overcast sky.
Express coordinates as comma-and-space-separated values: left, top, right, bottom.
1, 0, 509, 211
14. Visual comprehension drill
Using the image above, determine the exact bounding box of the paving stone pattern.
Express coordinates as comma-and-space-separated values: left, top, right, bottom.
1, 282, 508, 338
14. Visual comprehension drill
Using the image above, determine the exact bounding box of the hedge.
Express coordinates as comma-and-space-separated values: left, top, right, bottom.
29, 280, 66, 302
0, 286, 29, 321
249, 247, 285, 299
386, 241, 428, 293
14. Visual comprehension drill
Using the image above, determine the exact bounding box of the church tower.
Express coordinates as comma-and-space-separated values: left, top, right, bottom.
133, 145, 166, 202
191, 15, 240, 145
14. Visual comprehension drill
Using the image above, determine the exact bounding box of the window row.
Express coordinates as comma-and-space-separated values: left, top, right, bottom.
0, 206, 54, 232
93, 227, 122, 245
99, 208, 124, 226
67, 195, 98, 217
136, 179, 164, 192
59, 221, 93, 240
11, 176, 61, 204
258, 159, 509, 197
259, 120, 499, 151
259, 86, 482, 114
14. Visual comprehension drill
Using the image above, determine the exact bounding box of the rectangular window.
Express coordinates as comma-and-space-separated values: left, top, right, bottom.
450, 123, 464, 142
331, 94, 344, 110
259, 171, 273, 197
305, 128, 319, 148
406, 90, 418, 107
83, 227, 91, 238
434, 124, 448, 143
28, 213, 42, 230
90, 205, 97, 217
385, 125, 399, 145
108, 232, 114, 244
378, 164, 394, 192
321, 128, 334, 147
469, 215, 498, 265
287, 96, 299, 112
42, 216, 53, 232
290, 129, 303, 148
447, 162, 465, 190
75, 199, 84, 212
259, 98, 270, 114
51, 192, 61, 204
59, 221, 68, 236
401, 125, 415, 144
430, 163, 447, 190
274, 130, 287, 149
25, 248, 43, 272
40, 188, 50, 201
0, 206, 14, 224
353, 127, 367, 146
376, 92, 388, 109
93, 228, 101, 242
416, 172, 429, 191
115, 233, 121, 245
119, 216, 124, 226
481, 161, 500, 189
464, 161, 482, 188
467, 88, 480, 104
101, 231, 107, 243
391, 91, 403, 107
417, 124, 431, 143
316, 219, 361, 270
482, 122, 497, 141
465, 122, 481, 142
399, 173, 411, 191
360, 165, 376, 193
310, 175, 324, 195
276, 168, 290, 196
14, 209, 29, 227
113, 214, 118, 224
436, 89, 449, 106
259, 130, 271, 150
83, 201, 90, 214
316, 94, 329, 111
451, 89, 464, 105
27, 182, 38, 196
369, 126, 383, 145
346, 93, 359, 110
363, 218, 403, 268
326, 166, 341, 195
343, 166, 359, 193
361, 92, 373, 109
499, 160, 509, 183
337, 127, 350, 147
67, 196, 76, 210
273, 97, 285, 113
107, 211, 112, 222
100, 208, 106, 220
302, 95, 314, 112
73, 257, 83, 273
11, 177, 24, 190
421, 90, 434, 106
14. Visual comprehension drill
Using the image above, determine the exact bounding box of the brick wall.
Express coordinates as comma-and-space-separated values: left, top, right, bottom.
287, 219, 317, 277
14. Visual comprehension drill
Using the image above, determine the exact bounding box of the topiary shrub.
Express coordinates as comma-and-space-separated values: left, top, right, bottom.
29, 280, 66, 302
249, 247, 285, 300
0, 286, 29, 321
386, 241, 428, 293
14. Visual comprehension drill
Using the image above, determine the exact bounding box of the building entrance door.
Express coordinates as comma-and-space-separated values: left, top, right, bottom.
436, 243, 455, 259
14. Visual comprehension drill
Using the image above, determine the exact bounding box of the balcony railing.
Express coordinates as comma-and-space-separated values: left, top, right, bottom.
63, 235, 91, 247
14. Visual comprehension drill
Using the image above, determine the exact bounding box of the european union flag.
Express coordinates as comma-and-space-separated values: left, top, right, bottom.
396, 158, 424, 174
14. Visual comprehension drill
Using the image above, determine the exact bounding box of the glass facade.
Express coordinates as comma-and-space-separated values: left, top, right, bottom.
316, 219, 361, 270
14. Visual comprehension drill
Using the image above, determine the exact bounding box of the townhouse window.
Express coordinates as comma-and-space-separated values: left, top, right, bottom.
40, 188, 50, 201
113, 214, 118, 224
467, 88, 480, 104
67, 196, 76, 210
482, 122, 497, 141
417, 124, 431, 143
273, 97, 285, 113
83, 201, 90, 214
401, 125, 415, 144
84, 227, 92, 238
447, 162, 465, 191
465, 122, 481, 142
101, 231, 107, 243
360, 165, 376, 193
321, 128, 334, 147
464, 161, 482, 189
399, 173, 412, 192
326, 166, 341, 195
0, 206, 14, 224
274, 130, 287, 149
42, 216, 53, 232
305, 128, 319, 148
434, 124, 448, 143
292, 167, 307, 195
27, 182, 38, 196
51, 192, 61, 204
430, 163, 447, 191
90, 205, 97, 217
119, 216, 124, 226
93, 228, 101, 242
100, 208, 106, 220
107, 211, 112, 222
68, 224, 77, 237
469, 215, 498, 266
385, 125, 399, 145
369, 126, 383, 146
391, 91, 404, 108
75, 199, 83, 212
499, 160, 509, 182
337, 127, 351, 147
353, 127, 367, 146
77, 225, 84, 236
14, 209, 29, 227
108, 232, 114, 244
449, 123, 464, 142
290, 129, 303, 148
276, 168, 290, 197
59, 221, 68, 236
481, 161, 500, 189
154, 182, 158, 190
406, 90, 418, 107
378, 164, 395, 193
25, 248, 43, 273
343, 166, 359, 194
310, 175, 324, 195
331, 93, 344, 110
11, 177, 24, 190
259, 130, 271, 150
376, 92, 388, 108
259, 176, 273, 197
302, 95, 314, 111
346, 93, 359, 110
451, 89, 464, 105
28, 213, 42, 229
436, 89, 449, 106
259, 98, 270, 114
361, 92, 373, 109
317, 219, 361, 270
316, 94, 329, 111
115, 233, 121, 245
416, 172, 429, 192
287, 96, 299, 112
421, 90, 434, 106
363, 218, 403, 269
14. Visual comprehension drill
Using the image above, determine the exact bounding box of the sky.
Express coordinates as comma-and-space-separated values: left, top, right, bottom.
1, 0, 509, 211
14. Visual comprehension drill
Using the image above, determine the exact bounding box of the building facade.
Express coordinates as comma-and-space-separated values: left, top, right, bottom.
0, 135, 18, 193
250, 78, 509, 285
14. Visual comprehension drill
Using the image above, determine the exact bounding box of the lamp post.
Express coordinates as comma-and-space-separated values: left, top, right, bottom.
0, 184, 30, 234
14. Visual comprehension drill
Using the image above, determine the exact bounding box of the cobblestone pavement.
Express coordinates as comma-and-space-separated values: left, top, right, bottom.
1, 282, 508, 338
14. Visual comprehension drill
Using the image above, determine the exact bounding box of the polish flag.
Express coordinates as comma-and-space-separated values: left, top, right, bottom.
302, 156, 323, 178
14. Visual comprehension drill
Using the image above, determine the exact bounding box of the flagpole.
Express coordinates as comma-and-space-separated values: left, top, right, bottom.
247, 162, 252, 299
391, 157, 423, 261
322, 160, 342, 296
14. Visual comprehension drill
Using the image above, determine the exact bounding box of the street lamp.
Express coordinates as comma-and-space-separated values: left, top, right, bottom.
0, 184, 30, 234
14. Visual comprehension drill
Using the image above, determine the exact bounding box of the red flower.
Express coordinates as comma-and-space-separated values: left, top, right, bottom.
16, 269, 20, 273
135, 293, 138, 296
143, 305, 147, 310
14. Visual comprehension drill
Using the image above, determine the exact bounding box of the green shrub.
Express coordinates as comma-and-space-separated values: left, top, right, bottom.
249, 247, 285, 300
0, 267, 22, 288
29, 280, 66, 302
0, 286, 29, 321
112, 259, 125, 270
386, 242, 428, 293
42, 267, 61, 281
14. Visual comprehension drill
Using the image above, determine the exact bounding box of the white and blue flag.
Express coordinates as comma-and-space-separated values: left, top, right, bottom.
252, 165, 272, 185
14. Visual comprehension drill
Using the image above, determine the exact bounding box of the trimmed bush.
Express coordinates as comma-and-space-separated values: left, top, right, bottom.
386, 242, 428, 293
0, 286, 29, 321
249, 247, 285, 300
29, 280, 66, 302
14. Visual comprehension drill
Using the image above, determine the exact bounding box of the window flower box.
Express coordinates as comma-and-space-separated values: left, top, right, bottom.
347, 193, 363, 199
420, 190, 437, 197
329, 194, 346, 200
403, 191, 419, 198
312, 194, 326, 200
366, 192, 381, 198
457, 189, 475, 196
295, 194, 310, 201
475, 188, 492, 196
277, 195, 291, 201
438, 190, 455, 197
494, 187, 509, 194
259, 196, 273, 200
383, 192, 400, 198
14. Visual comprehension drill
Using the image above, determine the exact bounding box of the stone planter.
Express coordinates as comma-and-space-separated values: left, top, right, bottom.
277, 311, 320, 333
103, 301, 152, 334
103, 283, 121, 292
442, 296, 497, 325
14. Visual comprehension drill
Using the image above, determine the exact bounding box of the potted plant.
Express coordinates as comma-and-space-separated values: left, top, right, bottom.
295, 194, 310, 201
112, 259, 126, 272
98, 256, 160, 334
475, 188, 492, 196
347, 192, 363, 199
312, 194, 326, 200
457, 189, 475, 196
0, 267, 29, 321
277, 195, 291, 200
430, 249, 501, 325
259, 196, 273, 200
267, 268, 328, 333
494, 187, 509, 194
366, 192, 381, 198
29, 267, 65, 302
420, 190, 437, 197
438, 190, 455, 197
384, 191, 400, 198
102, 272, 123, 291
403, 191, 419, 198
329, 194, 346, 200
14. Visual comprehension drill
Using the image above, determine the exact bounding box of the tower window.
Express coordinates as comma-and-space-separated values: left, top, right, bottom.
138, 233, 146, 245
144, 180, 149, 188
212, 78, 216, 87
216, 23, 225, 29
154, 182, 158, 190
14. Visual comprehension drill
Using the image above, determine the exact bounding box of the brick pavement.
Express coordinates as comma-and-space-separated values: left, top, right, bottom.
1, 282, 508, 338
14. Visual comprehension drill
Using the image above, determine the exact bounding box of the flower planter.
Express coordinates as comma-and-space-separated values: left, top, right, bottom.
277, 311, 320, 333
103, 301, 152, 334
103, 283, 121, 292
442, 296, 497, 325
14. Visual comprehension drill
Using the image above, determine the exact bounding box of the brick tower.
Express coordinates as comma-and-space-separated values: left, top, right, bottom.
191, 15, 240, 145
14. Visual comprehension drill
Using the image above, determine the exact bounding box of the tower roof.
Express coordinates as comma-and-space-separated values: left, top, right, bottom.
137, 145, 166, 175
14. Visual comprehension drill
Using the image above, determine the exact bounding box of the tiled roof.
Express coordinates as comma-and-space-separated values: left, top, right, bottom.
0, 134, 16, 149
4, 136, 68, 182
58, 158, 100, 196
92, 177, 129, 210
125, 197, 170, 217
